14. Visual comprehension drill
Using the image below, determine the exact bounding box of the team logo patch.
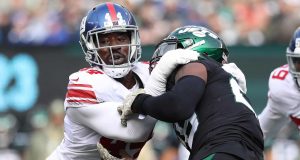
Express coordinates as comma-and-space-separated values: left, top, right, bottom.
104, 12, 126, 27
80, 16, 87, 35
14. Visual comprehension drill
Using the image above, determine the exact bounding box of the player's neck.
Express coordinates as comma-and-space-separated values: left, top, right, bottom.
115, 71, 136, 89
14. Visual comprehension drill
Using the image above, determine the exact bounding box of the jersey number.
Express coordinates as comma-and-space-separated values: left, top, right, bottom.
99, 137, 144, 158
272, 69, 288, 80
173, 114, 198, 151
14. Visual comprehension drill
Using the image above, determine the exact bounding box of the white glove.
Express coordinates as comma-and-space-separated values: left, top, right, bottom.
97, 142, 122, 160
145, 49, 199, 96
222, 63, 247, 93
117, 89, 145, 127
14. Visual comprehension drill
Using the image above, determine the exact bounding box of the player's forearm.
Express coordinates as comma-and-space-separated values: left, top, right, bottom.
67, 102, 155, 142
132, 75, 205, 122
258, 100, 289, 140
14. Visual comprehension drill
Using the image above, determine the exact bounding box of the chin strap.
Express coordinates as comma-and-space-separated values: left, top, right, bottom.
103, 66, 132, 78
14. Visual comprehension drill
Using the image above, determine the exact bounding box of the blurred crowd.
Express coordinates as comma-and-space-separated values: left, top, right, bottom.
0, 99, 65, 160
0, 0, 300, 47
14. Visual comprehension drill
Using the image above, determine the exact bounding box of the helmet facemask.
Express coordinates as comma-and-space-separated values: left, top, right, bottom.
149, 39, 178, 73
80, 26, 141, 78
287, 48, 300, 89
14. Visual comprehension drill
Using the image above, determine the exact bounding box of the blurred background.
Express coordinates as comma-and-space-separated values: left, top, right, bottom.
0, 0, 300, 159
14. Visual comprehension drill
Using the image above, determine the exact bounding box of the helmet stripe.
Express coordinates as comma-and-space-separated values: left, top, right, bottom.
106, 2, 118, 23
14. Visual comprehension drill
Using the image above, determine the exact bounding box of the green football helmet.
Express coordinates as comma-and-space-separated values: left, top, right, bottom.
150, 25, 229, 72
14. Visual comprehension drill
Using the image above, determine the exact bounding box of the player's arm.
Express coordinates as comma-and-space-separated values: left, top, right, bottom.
258, 68, 294, 140
66, 102, 155, 142
130, 62, 207, 122
258, 99, 290, 141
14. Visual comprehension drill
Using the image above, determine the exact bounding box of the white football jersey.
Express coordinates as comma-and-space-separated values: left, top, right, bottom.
47, 62, 157, 160
258, 64, 300, 140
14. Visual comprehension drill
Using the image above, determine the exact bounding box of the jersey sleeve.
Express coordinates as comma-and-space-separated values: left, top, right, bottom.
64, 70, 102, 110
66, 101, 156, 159
258, 97, 290, 141
67, 102, 156, 142
132, 75, 206, 122
267, 66, 297, 116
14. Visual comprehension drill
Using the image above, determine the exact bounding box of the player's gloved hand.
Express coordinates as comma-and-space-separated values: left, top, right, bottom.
222, 63, 247, 93
117, 89, 145, 127
146, 49, 199, 96
97, 142, 122, 160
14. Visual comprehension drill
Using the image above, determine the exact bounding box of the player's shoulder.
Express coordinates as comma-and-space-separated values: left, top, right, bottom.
132, 61, 150, 83
69, 67, 105, 77
271, 64, 289, 73
68, 67, 108, 84
65, 67, 113, 108
268, 64, 299, 101
269, 64, 290, 84
198, 58, 221, 71
133, 61, 149, 71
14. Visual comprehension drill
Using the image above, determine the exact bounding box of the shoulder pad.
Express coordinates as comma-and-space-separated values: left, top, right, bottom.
65, 68, 106, 108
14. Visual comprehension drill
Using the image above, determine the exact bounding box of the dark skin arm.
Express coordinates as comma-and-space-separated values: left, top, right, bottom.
131, 62, 208, 122
175, 62, 207, 82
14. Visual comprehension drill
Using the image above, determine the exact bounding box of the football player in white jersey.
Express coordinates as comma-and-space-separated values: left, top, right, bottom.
258, 27, 300, 142
46, 2, 199, 160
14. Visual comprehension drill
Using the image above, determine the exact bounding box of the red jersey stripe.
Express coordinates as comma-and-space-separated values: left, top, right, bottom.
290, 115, 300, 126
67, 99, 99, 104
106, 2, 117, 22
68, 84, 92, 88
66, 89, 97, 99
141, 61, 150, 64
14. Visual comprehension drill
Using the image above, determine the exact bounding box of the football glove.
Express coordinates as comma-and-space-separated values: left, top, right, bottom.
97, 142, 122, 160
146, 49, 199, 96
117, 89, 145, 127
222, 63, 247, 93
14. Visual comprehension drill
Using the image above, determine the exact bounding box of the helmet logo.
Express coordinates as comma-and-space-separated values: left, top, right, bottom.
80, 16, 87, 35
296, 38, 300, 49
295, 38, 300, 53
104, 12, 126, 27
182, 39, 193, 48
186, 40, 205, 49
178, 27, 218, 40
178, 27, 198, 34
